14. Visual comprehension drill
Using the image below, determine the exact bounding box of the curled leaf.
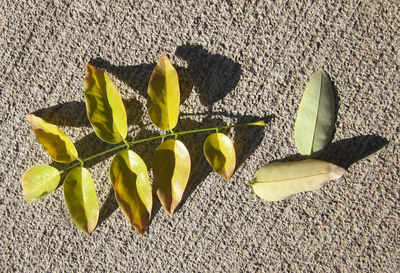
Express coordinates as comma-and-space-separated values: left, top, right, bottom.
153, 139, 190, 215
110, 150, 152, 235
84, 64, 127, 144
21, 165, 60, 203
250, 159, 346, 201
26, 114, 78, 163
203, 133, 236, 181
64, 167, 99, 235
147, 55, 180, 130
294, 69, 335, 156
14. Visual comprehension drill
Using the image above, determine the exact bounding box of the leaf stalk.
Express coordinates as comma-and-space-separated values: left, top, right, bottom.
61, 120, 266, 173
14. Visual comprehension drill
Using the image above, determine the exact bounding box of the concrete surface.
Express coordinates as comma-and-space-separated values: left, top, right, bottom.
1, 0, 399, 272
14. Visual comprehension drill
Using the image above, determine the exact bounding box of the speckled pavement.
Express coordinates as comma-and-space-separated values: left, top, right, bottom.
1, 1, 399, 272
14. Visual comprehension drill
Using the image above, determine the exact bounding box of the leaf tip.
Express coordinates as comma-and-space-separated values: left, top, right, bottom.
251, 120, 266, 126
223, 176, 231, 182
26, 114, 37, 126
160, 54, 169, 60
22, 194, 33, 204
165, 208, 174, 216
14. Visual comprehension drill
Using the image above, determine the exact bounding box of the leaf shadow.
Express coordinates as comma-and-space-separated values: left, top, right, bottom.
329, 74, 341, 141
273, 135, 388, 170
233, 115, 273, 169
33, 101, 89, 127
175, 44, 242, 107
89, 58, 193, 105
318, 135, 388, 169
32, 97, 144, 127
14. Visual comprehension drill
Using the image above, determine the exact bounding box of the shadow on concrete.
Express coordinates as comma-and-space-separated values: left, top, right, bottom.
175, 44, 242, 107
318, 135, 388, 169
272, 135, 388, 169
33, 97, 144, 127
233, 115, 273, 169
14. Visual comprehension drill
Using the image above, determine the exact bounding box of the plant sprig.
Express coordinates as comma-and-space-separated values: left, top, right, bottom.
21, 55, 266, 235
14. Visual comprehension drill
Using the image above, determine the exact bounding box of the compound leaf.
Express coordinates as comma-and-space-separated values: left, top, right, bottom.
250, 159, 346, 201
110, 150, 152, 235
147, 55, 180, 130
21, 165, 60, 203
153, 139, 190, 215
84, 64, 127, 144
26, 114, 78, 163
64, 167, 99, 235
204, 133, 236, 181
294, 69, 335, 156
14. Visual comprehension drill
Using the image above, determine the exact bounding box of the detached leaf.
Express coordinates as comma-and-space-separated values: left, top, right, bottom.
26, 114, 78, 163
251, 159, 346, 201
294, 69, 335, 156
84, 64, 127, 144
147, 55, 180, 130
110, 150, 152, 235
21, 165, 60, 203
64, 167, 99, 235
153, 139, 190, 215
204, 133, 236, 181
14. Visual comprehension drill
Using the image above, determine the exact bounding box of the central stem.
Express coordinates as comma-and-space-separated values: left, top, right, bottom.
63, 120, 265, 172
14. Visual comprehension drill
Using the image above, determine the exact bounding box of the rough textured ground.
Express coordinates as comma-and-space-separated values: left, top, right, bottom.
1, 0, 399, 272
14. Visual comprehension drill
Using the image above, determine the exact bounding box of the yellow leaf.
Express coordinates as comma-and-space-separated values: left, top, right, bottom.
251, 159, 346, 201
21, 165, 60, 203
204, 133, 236, 181
153, 139, 190, 215
147, 55, 180, 130
26, 114, 78, 163
64, 167, 99, 235
110, 150, 152, 235
84, 64, 127, 144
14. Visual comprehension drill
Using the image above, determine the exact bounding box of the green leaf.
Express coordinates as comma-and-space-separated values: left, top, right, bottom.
84, 64, 127, 144
153, 139, 190, 215
294, 69, 335, 156
204, 133, 236, 181
64, 167, 99, 235
250, 159, 346, 201
26, 114, 78, 163
21, 165, 60, 203
110, 150, 152, 235
147, 55, 180, 130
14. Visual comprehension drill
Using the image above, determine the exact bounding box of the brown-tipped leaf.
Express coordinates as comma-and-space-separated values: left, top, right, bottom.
84, 64, 127, 144
294, 69, 335, 156
21, 165, 60, 203
153, 139, 190, 215
64, 167, 99, 235
204, 133, 236, 181
251, 159, 346, 201
147, 55, 180, 130
26, 114, 78, 163
110, 150, 152, 235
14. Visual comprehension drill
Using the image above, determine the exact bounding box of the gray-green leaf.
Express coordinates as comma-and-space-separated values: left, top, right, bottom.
294, 69, 335, 156
250, 159, 346, 201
